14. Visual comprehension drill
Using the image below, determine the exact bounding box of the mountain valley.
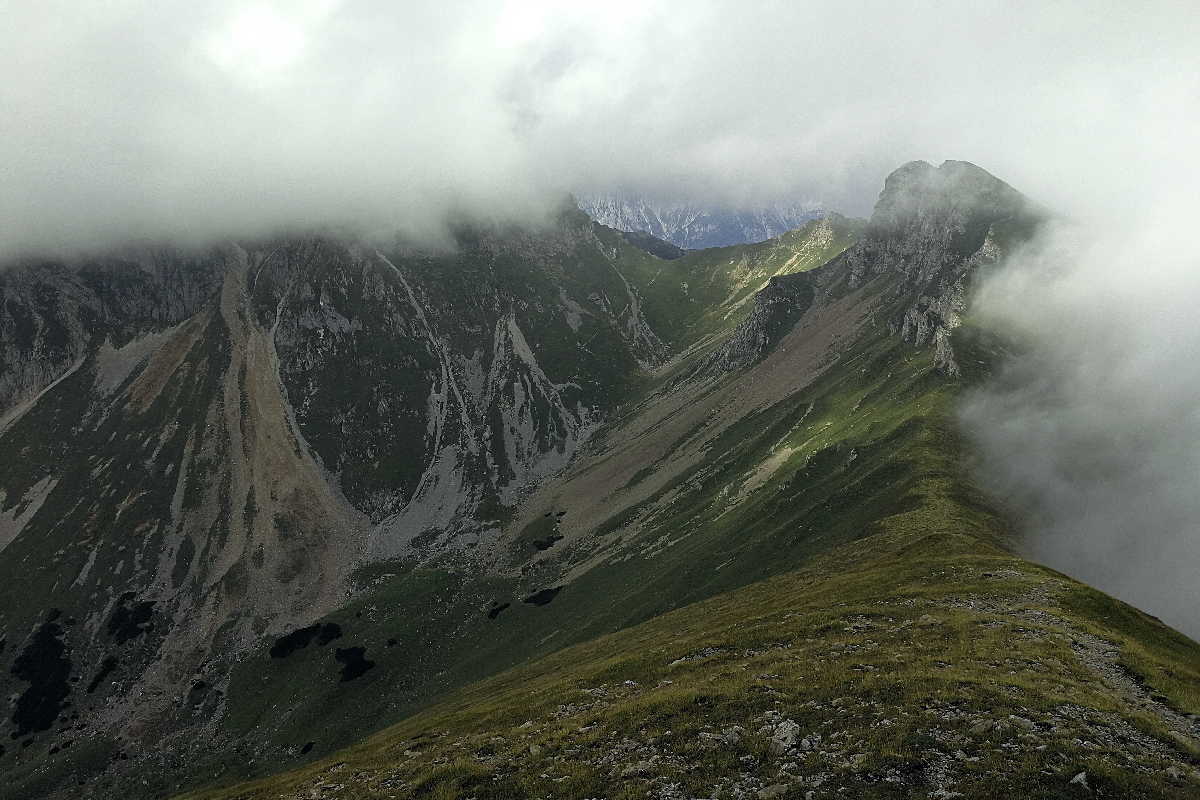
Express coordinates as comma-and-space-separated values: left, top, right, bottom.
0, 161, 1197, 800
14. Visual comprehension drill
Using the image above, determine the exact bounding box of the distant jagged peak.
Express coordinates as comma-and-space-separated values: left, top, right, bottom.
573, 193, 825, 250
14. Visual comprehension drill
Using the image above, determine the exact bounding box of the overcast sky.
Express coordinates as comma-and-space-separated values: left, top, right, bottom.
5, 1, 1200, 634
2, 1, 1197, 255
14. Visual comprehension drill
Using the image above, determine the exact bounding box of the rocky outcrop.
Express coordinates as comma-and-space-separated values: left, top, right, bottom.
697, 161, 1034, 380
705, 272, 816, 373
0, 251, 223, 420
842, 160, 1028, 292
887, 226, 1004, 376
846, 162, 1033, 373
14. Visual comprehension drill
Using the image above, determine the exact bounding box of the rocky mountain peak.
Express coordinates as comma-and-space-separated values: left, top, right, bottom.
869, 159, 1027, 248
837, 159, 1037, 303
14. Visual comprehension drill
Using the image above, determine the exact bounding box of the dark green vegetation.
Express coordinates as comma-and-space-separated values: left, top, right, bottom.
107, 594, 156, 645
617, 229, 687, 261
333, 647, 375, 682
10, 611, 73, 739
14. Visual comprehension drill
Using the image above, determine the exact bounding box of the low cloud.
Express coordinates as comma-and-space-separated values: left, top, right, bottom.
2, 2, 1197, 257
963, 208, 1200, 638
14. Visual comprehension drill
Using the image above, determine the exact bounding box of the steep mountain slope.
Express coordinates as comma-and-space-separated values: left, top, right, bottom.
0, 250, 223, 427
0, 201, 855, 799
2, 161, 1198, 800
577, 195, 824, 249
178, 161, 1200, 799
186, 510, 1200, 799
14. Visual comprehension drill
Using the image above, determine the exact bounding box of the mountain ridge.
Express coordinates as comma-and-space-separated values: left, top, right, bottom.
0, 162, 1196, 799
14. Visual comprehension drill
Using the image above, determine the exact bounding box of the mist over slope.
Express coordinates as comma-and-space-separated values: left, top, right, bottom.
179, 161, 1200, 800
963, 216, 1200, 640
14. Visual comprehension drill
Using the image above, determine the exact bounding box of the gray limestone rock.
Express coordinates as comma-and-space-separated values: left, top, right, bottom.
704, 272, 816, 374
770, 720, 802, 754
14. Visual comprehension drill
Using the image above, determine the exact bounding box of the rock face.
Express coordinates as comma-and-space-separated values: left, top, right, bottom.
703, 161, 1035, 378
0, 207, 681, 795
242, 214, 669, 558
705, 272, 816, 373
0, 252, 223, 422
845, 162, 1037, 375
847, 160, 1027, 289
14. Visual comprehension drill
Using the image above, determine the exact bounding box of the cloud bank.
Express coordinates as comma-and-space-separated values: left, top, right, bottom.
962, 213, 1200, 638
5, 1, 1200, 633
2, 1, 1196, 255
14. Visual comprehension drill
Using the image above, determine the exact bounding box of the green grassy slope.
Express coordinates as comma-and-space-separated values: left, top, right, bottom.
176, 295, 1200, 798
627, 214, 864, 350
171, 297, 1081, 795
180, 472, 1200, 799
205, 320, 963, 779
161, 218, 868, 787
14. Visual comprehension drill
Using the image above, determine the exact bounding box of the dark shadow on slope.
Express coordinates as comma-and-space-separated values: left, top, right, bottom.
334, 647, 375, 682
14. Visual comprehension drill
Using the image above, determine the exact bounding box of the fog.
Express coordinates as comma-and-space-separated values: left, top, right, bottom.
962, 213, 1200, 639
4, 2, 1200, 633
2, 2, 1195, 254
